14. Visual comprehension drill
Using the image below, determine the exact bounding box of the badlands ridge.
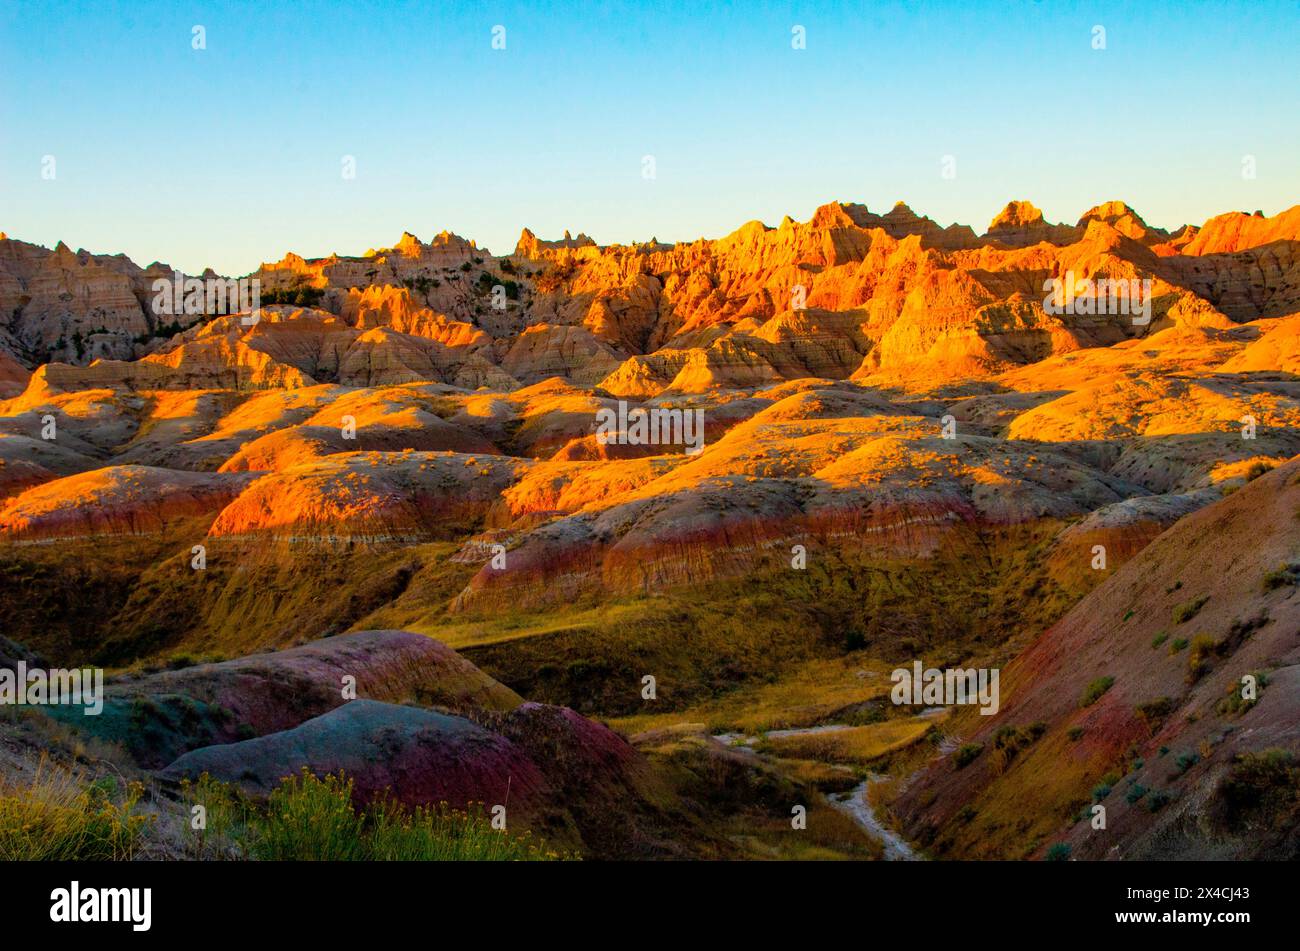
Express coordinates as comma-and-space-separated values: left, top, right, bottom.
0, 199, 1297, 860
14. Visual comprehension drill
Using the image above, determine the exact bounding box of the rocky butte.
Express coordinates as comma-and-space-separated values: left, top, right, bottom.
0, 197, 1297, 862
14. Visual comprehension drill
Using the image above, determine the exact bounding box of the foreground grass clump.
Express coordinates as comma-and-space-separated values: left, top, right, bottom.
184, 770, 565, 861
0, 759, 148, 860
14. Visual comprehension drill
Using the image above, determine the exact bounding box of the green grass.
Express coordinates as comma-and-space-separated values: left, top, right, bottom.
0, 758, 148, 860
1080, 676, 1114, 708
182, 769, 564, 861
756, 717, 935, 766
451, 523, 1080, 717
1172, 595, 1209, 625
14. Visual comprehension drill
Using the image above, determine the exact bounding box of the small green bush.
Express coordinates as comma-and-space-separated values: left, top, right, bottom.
1080, 676, 1115, 708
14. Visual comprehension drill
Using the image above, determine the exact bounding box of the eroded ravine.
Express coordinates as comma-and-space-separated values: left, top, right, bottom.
714, 723, 924, 861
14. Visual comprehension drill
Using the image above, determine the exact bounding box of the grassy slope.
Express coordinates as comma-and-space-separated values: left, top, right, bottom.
892, 458, 1300, 860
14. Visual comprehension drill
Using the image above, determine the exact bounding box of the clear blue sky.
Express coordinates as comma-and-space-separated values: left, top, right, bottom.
2, 0, 1297, 276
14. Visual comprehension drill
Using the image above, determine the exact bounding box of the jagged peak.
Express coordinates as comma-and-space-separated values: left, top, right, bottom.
727, 219, 771, 242
393, 231, 424, 256
810, 201, 861, 229
989, 200, 1045, 231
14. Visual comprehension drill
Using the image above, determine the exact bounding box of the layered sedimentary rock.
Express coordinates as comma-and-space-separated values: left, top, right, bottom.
0, 465, 256, 539
7, 200, 1298, 398
894, 459, 1300, 860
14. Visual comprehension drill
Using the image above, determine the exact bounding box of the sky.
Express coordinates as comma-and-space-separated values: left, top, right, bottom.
2, 0, 1298, 276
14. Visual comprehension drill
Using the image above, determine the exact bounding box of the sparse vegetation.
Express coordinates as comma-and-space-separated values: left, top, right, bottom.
0, 759, 148, 860
260, 285, 326, 307
1217, 671, 1267, 717
1212, 750, 1298, 842
1080, 676, 1114, 708
1262, 563, 1299, 592
1135, 697, 1173, 731
182, 770, 563, 861
1172, 595, 1209, 625
1186, 633, 1218, 683
989, 722, 1046, 773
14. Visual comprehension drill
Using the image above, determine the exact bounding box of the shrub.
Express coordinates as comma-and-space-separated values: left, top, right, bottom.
185, 769, 563, 862
261, 285, 325, 307
1125, 784, 1148, 804
1172, 596, 1209, 625
1147, 790, 1172, 812
1067, 726, 1085, 741
1217, 671, 1267, 717
1262, 564, 1298, 592
1080, 676, 1115, 708
1045, 843, 1071, 861
0, 758, 148, 860
255, 770, 365, 860
989, 723, 1046, 772
1215, 750, 1297, 833
1186, 633, 1218, 683
1136, 697, 1173, 730
1244, 461, 1275, 481
953, 743, 983, 769
1150, 630, 1169, 649
1170, 637, 1189, 653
